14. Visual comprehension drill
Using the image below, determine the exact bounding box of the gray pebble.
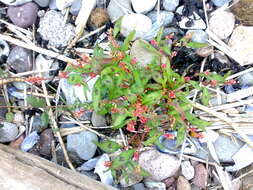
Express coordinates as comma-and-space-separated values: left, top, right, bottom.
7, 46, 32, 73
49, 0, 57, 9
0, 122, 19, 143
133, 183, 147, 190
91, 112, 107, 127
212, 0, 231, 7
107, 0, 132, 22
21, 131, 40, 152
147, 11, 174, 27
239, 72, 253, 87
33, 0, 50, 7
67, 131, 98, 160
0, 97, 7, 120
70, 0, 83, 16
186, 30, 208, 43
163, 0, 179, 11
7, 2, 38, 28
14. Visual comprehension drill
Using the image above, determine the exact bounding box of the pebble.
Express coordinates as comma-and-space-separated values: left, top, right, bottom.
0, 0, 31, 6
0, 122, 19, 143
144, 181, 166, 190
186, 30, 208, 43
88, 8, 110, 28
178, 12, 206, 30
212, 0, 231, 7
77, 157, 98, 171
120, 170, 143, 187
38, 129, 54, 157
209, 11, 235, 40
181, 160, 195, 180
238, 72, 253, 87
7, 2, 38, 28
163, 0, 179, 11
9, 134, 25, 149
196, 46, 214, 57
33, 0, 50, 7
131, 0, 157, 14
7, 46, 32, 73
107, 0, 132, 22
91, 112, 107, 127
37, 10, 75, 48
67, 131, 98, 160
214, 135, 243, 162
0, 39, 10, 60
70, 0, 83, 16
229, 26, 253, 66
49, 0, 57, 9
35, 54, 55, 79
163, 177, 176, 188
133, 183, 147, 190
130, 39, 159, 67
55, 0, 75, 10
21, 131, 40, 152
147, 11, 174, 27
138, 149, 180, 181
177, 176, 191, 190
120, 13, 152, 40
192, 164, 208, 189
94, 154, 113, 185
0, 96, 7, 120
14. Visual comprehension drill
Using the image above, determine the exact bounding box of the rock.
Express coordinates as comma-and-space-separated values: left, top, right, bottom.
130, 39, 160, 67
239, 72, 253, 87
13, 112, 25, 124
214, 135, 243, 162
232, 179, 242, 190
55, 0, 75, 10
0, 97, 7, 120
12, 82, 27, 91
163, 0, 179, 11
120, 170, 143, 187
177, 176, 191, 190
91, 112, 107, 127
9, 134, 25, 149
131, 0, 157, 14
181, 161, 194, 180
192, 164, 208, 189
38, 129, 54, 157
163, 177, 176, 188
33, 0, 50, 7
0, 122, 19, 143
144, 181, 166, 190
138, 149, 180, 181
147, 11, 174, 27
49, 0, 57, 9
133, 183, 147, 190
7, 46, 32, 73
70, 0, 83, 16
229, 26, 253, 66
107, 0, 132, 22
0, 0, 31, 6
35, 54, 55, 79
94, 154, 113, 185
0, 39, 10, 62
231, 0, 253, 26
120, 13, 152, 40
77, 157, 98, 171
196, 46, 214, 57
186, 30, 208, 43
88, 8, 110, 28
209, 11, 235, 40
37, 10, 75, 48
178, 12, 206, 30
7, 2, 38, 28
212, 0, 231, 7
67, 131, 98, 160
21, 131, 40, 152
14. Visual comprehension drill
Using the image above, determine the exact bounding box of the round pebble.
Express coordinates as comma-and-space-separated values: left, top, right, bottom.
163, 0, 179, 11
131, 0, 157, 14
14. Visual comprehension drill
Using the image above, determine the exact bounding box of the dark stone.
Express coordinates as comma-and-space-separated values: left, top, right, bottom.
38, 129, 54, 157
0, 96, 7, 120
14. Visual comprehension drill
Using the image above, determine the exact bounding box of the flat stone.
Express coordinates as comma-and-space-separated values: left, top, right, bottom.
177, 176, 191, 190
163, 0, 179, 11
147, 11, 174, 26
0, 122, 19, 143
139, 149, 180, 181
181, 161, 195, 180
131, 0, 157, 14
7, 2, 38, 28
120, 13, 152, 40
67, 131, 98, 160
7, 46, 32, 73
192, 164, 208, 188
209, 10, 235, 40
107, 0, 132, 21
130, 39, 160, 67
229, 26, 253, 66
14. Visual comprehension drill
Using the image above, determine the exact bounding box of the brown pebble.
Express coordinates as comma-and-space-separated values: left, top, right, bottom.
196, 45, 214, 57
38, 129, 54, 157
88, 8, 110, 28
9, 134, 25, 149
193, 164, 208, 188
177, 176, 191, 190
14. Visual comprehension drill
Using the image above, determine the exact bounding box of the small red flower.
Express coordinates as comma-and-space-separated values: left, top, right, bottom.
26, 76, 44, 84
117, 51, 125, 60
131, 57, 137, 65
89, 72, 97, 78
75, 83, 81, 86
127, 120, 136, 133
159, 48, 164, 54
111, 107, 119, 113
161, 63, 167, 69
225, 79, 236, 85
139, 116, 148, 124
168, 91, 176, 99
204, 71, 210, 75
164, 133, 174, 139
210, 80, 217, 87
165, 34, 174, 40
171, 51, 177, 58
119, 62, 125, 68
184, 76, 191, 82
150, 39, 158, 46
188, 127, 197, 132
58, 71, 68, 79
74, 109, 85, 117
104, 161, 112, 167
143, 125, 150, 132
133, 151, 139, 161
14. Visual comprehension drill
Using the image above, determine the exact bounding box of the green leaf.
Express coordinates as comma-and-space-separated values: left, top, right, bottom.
68, 73, 84, 85
27, 96, 46, 108
92, 78, 102, 112
176, 124, 186, 146
185, 112, 210, 131
112, 113, 128, 128
142, 90, 163, 105
41, 112, 49, 127
5, 112, 14, 122
111, 149, 135, 169
152, 71, 164, 84
156, 27, 164, 43
113, 17, 123, 37
143, 129, 162, 146
186, 41, 208, 49
146, 83, 162, 90
139, 40, 161, 56
121, 30, 136, 51
201, 87, 210, 106
140, 168, 151, 177
93, 44, 104, 58
93, 140, 121, 153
